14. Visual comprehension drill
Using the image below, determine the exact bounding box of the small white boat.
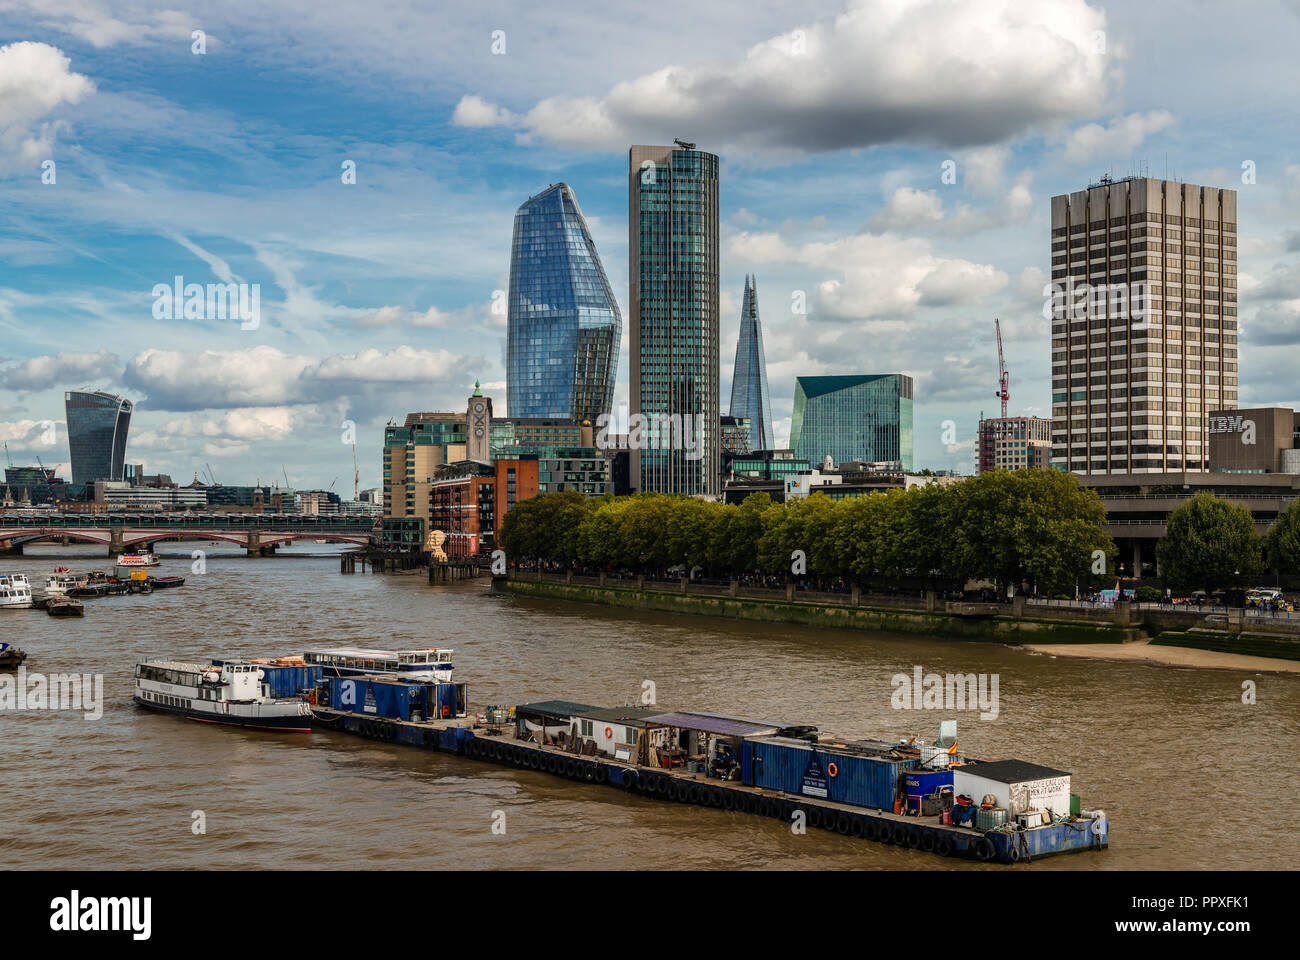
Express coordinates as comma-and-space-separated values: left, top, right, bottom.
45, 569, 89, 596
115, 552, 161, 568
134, 659, 312, 733
0, 574, 33, 609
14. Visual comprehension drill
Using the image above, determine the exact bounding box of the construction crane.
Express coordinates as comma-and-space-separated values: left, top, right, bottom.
994, 318, 1010, 418
352, 441, 359, 501
205, 461, 218, 486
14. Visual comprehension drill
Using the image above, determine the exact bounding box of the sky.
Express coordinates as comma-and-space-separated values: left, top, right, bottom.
1, 0, 1299, 490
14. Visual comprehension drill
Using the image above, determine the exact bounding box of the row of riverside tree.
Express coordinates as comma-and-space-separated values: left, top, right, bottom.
499, 470, 1118, 596
1155, 492, 1300, 591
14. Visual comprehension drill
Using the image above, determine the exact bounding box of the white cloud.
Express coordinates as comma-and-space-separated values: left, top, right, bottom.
0, 41, 95, 161
868, 187, 944, 230
1058, 110, 1176, 160
451, 95, 515, 128
0, 349, 120, 393
7, 2, 197, 49
496, 0, 1111, 154
357, 304, 460, 329
731, 229, 1008, 319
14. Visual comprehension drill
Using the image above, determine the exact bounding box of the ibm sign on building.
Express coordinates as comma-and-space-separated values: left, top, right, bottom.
1208, 407, 1300, 474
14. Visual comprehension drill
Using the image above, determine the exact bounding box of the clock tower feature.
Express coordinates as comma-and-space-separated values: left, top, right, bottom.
466, 380, 493, 462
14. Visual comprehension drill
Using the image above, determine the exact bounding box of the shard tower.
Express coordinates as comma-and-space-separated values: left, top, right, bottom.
506, 182, 621, 423
728, 275, 775, 450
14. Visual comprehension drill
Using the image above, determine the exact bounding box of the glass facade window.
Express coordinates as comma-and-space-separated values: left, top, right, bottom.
506, 183, 621, 424
788, 375, 913, 471
628, 144, 721, 495
728, 275, 774, 450
64, 390, 132, 484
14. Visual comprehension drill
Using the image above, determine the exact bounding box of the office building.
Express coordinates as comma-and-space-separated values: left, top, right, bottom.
628, 142, 721, 495
728, 275, 775, 450
65, 390, 133, 484
789, 375, 913, 471
1050, 176, 1238, 474
978, 416, 1052, 474
506, 183, 621, 424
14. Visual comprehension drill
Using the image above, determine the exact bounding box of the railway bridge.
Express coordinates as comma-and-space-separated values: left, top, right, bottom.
0, 512, 375, 556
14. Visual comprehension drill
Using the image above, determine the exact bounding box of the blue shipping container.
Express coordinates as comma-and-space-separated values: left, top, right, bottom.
258, 664, 322, 698
748, 737, 915, 810
328, 676, 415, 721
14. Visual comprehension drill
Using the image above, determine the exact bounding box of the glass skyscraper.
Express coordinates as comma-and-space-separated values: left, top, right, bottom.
728, 275, 774, 451
628, 142, 721, 495
64, 390, 133, 484
788, 375, 913, 470
506, 182, 621, 424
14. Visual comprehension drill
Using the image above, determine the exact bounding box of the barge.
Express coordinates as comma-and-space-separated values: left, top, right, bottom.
306, 673, 1108, 865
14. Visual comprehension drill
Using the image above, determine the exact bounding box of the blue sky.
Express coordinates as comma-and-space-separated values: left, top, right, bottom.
2, 0, 1299, 490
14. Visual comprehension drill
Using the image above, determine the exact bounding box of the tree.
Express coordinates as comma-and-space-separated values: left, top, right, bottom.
1157, 493, 1263, 591
1264, 500, 1300, 574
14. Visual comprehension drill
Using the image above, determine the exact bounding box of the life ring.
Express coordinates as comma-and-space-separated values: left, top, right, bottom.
604, 726, 613, 739
441, 704, 451, 718
827, 762, 839, 778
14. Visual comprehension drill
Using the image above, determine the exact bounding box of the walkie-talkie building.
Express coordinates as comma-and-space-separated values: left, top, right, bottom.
64, 390, 133, 484
506, 182, 621, 424
728, 275, 774, 451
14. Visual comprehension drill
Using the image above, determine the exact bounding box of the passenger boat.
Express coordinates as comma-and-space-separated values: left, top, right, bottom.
303, 646, 454, 681
45, 570, 89, 596
115, 552, 160, 568
134, 659, 312, 733
0, 574, 33, 609
0, 642, 26, 669
46, 597, 85, 617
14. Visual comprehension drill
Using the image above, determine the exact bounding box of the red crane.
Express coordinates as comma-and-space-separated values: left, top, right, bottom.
994, 318, 1009, 418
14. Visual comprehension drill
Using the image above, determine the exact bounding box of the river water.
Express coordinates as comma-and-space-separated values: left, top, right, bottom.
2, 544, 1296, 870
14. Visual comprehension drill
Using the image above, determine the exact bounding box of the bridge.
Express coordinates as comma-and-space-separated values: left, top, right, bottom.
0, 512, 376, 556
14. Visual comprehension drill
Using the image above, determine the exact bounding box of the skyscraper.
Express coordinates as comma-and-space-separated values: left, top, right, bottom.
628, 142, 721, 495
789, 375, 913, 470
64, 390, 133, 484
1049, 177, 1238, 474
506, 182, 621, 423
728, 275, 775, 451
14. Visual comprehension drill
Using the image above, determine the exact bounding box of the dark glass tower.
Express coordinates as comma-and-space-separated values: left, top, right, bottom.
64, 390, 133, 484
628, 143, 721, 494
506, 183, 621, 423
789, 375, 913, 470
728, 275, 774, 451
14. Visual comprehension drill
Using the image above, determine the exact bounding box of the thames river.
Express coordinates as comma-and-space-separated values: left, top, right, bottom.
2, 543, 1296, 870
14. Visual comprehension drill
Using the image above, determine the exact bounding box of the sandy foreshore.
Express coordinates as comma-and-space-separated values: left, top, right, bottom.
1021, 638, 1300, 674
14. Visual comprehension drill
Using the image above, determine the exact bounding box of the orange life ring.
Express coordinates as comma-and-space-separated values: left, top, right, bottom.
827, 762, 839, 778
441, 704, 451, 718
604, 726, 613, 739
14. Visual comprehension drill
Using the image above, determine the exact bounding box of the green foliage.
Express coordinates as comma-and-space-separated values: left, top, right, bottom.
502, 471, 1116, 593
1265, 500, 1300, 574
1135, 586, 1163, 602
1156, 493, 1263, 591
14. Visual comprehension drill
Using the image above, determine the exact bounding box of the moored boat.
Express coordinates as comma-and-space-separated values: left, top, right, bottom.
46, 597, 85, 618
149, 576, 185, 589
303, 646, 454, 681
115, 551, 161, 568
0, 574, 33, 609
0, 642, 26, 669
134, 659, 312, 732
45, 568, 89, 596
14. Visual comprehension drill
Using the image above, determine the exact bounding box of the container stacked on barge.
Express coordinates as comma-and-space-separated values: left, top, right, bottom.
308, 670, 1108, 865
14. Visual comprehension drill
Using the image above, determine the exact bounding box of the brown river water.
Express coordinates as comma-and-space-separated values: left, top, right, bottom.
2, 544, 1296, 870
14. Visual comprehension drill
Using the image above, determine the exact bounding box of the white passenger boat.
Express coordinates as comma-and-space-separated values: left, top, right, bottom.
0, 574, 33, 609
134, 659, 312, 733
116, 552, 161, 568
303, 647, 454, 682
44, 569, 89, 596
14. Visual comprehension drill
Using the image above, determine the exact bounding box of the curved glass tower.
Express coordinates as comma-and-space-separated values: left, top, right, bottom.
728, 275, 774, 451
506, 183, 621, 423
64, 390, 133, 484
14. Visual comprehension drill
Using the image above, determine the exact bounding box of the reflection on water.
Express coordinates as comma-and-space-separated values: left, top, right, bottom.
1, 542, 1296, 870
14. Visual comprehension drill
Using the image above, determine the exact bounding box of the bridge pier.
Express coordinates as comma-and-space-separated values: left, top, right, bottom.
0, 540, 21, 556
109, 528, 124, 556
